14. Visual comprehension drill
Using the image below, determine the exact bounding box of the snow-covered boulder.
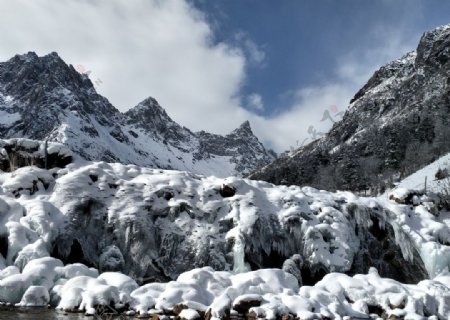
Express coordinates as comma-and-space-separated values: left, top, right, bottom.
0, 259, 448, 318
0, 138, 72, 172
17, 285, 50, 307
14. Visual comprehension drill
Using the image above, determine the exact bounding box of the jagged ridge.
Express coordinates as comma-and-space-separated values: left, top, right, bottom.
0, 52, 276, 177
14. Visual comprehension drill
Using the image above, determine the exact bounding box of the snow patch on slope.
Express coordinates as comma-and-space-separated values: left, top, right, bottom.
395, 152, 450, 192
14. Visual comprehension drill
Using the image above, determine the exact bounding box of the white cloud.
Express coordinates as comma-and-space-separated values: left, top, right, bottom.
247, 93, 264, 111
235, 32, 266, 66
0, 0, 250, 134
250, 84, 354, 152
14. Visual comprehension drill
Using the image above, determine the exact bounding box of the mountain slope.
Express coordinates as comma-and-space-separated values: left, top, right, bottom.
250, 23, 450, 193
0, 52, 275, 177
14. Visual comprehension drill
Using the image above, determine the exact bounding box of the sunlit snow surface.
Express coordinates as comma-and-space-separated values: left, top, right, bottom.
395, 152, 450, 193
0, 160, 450, 318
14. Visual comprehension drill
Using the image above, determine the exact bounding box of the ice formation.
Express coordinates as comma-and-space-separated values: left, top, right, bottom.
0, 158, 449, 317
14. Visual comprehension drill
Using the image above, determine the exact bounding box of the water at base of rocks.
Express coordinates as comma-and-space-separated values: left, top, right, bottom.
0, 307, 133, 320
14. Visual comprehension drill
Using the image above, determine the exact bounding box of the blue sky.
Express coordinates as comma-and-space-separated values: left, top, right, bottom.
0, 0, 450, 151
193, 0, 450, 117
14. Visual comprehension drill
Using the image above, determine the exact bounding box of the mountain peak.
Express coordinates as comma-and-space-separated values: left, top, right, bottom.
125, 96, 191, 145
232, 120, 253, 135
132, 96, 165, 113
126, 96, 172, 124
1, 51, 93, 98
11, 51, 66, 67
43, 51, 66, 64
14, 51, 38, 61
416, 23, 450, 66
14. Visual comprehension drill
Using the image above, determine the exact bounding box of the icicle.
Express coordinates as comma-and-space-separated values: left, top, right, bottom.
233, 233, 249, 273
392, 222, 414, 262
353, 206, 372, 230
418, 242, 450, 278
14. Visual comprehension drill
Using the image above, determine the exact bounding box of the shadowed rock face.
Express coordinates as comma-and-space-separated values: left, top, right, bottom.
0, 139, 72, 172
347, 208, 428, 284
249, 24, 450, 194
50, 187, 428, 285
0, 53, 275, 177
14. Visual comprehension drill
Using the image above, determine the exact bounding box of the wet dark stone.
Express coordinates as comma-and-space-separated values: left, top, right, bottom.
300, 265, 328, 286
0, 235, 8, 259
66, 240, 85, 264
232, 299, 261, 315
163, 191, 174, 201
220, 184, 236, 197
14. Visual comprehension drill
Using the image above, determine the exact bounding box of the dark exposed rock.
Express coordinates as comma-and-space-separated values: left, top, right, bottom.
172, 304, 188, 316
282, 254, 304, 286
435, 168, 449, 180
99, 245, 125, 272
232, 298, 261, 315
0, 235, 8, 260
220, 184, 236, 198
367, 304, 384, 317
0, 139, 72, 172
388, 190, 422, 205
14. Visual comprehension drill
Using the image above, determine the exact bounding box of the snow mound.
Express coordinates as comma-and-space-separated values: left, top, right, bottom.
17, 285, 50, 307
2, 259, 450, 319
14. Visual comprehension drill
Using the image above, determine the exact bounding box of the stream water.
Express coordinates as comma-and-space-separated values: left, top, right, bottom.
0, 307, 133, 320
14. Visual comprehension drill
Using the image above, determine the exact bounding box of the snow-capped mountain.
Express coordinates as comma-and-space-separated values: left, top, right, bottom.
0, 52, 275, 177
250, 23, 450, 193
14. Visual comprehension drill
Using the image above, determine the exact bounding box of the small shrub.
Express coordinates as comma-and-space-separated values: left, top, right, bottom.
437, 177, 450, 210
435, 167, 449, 180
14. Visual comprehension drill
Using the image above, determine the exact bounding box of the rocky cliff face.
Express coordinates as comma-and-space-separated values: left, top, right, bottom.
250, 24, 450, 193
0, 52, 275, 177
